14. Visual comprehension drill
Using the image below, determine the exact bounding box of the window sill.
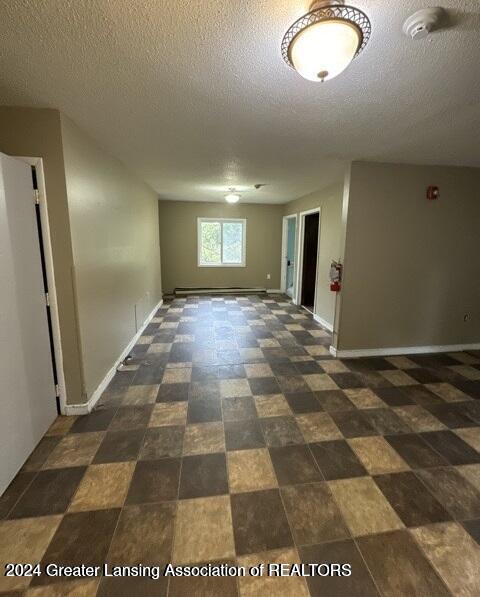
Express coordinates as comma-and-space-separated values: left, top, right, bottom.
198, 263, 246, 268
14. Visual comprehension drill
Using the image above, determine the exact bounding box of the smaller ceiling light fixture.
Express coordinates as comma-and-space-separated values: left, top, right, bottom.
282, 0, 371, 82
225, 189, 241, 203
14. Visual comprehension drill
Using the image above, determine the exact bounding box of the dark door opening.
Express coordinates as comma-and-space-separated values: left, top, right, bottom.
301, 212, 319, 311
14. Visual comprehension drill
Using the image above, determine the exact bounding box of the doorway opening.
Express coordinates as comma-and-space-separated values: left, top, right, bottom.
298, 208, 320, 313
281, 214, 297, 299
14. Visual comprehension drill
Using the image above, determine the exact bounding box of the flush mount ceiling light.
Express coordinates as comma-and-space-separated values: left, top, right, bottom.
225, 190, 241, 203
282, 0, 371, 82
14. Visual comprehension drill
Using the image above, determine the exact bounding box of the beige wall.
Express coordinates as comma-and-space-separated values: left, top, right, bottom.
158, 201, 283, 293
338, 161, 480, 350
284, 183, 344, 328
0, 107, 84, 405
61, 115, 161, 400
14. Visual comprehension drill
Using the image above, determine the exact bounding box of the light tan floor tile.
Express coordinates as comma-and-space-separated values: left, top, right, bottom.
348, 437, 409, 475
183, 422, 225, 455
147, 343, 172, 353
162, 367, 192, 384
285, 324, 303, 331
320, 360, 350, 374
412, 522, 480, 597
238, 548, 309, 597
380, 370, 418, 386
449, 365, 480, 380
304, 374, 338, 392
123, 384, 159, 405
254, 394, 292, 417
173, 496, 235, 563
45, 416, 77, 436
220, 379, 252, 398
305, 346, 330, 357
244, 363, 273, 378
425, 383, 471, 402
385, 355, 419, 369
0, 516, 62, 591
149, 402, 187, 427
174, 334, 194, 343
296, 413, 343, 442
393, 405, 446, 432
68, 462, 135, 512
137, 335, 154, 344
344, 388, 386, 409
455, 427, 480, 452
258, 338, 280, 348
456, 464, 480, 493
166, 361, 191, 369
309, 329, 330, 338
43, 432, 104, 469
329, 477, 404, 537
26, 580, 99, 596
227, 449, 277, 493
239, 348, 264, 361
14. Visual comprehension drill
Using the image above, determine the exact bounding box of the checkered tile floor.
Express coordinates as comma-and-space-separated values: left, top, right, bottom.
1, 294, 480, 596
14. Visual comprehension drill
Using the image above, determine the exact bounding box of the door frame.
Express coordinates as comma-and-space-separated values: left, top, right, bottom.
17, 156, 67, 413
296, 207, 322, 314
280, 214, 298, 300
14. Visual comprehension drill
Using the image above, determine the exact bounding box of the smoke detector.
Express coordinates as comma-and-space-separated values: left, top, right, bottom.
403, 7, 445, 40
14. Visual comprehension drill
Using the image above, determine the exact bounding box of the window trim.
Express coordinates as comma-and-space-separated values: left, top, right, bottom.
197, 217, 247, 268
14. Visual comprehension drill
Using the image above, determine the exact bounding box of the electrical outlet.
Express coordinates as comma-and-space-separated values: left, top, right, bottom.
267, 273, 271, 280
464, 314, 470, 322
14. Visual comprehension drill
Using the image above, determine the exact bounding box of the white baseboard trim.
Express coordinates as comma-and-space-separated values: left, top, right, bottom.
330, 342, 480, 359
64, 299, 164, 416
313, 314, 334, 333
267, 289, 283, 294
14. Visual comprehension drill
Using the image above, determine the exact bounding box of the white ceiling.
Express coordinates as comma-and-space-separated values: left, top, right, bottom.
0, 0, 479, 204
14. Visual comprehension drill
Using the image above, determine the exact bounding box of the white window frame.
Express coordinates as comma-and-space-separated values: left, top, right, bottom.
197, 217, 247, 267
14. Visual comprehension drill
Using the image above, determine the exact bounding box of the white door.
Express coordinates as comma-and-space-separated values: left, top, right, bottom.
0, 153, 57, 495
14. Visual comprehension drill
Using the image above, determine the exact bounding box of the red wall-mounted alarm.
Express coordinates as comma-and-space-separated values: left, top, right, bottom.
427, 186, 439, 200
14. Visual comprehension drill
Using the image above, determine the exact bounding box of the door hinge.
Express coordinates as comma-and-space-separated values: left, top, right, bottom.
55, 384, 60, 398
34, 189, 40, 205
45, 292, 50, 307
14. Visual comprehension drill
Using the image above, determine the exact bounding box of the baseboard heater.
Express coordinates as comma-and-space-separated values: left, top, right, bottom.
174, 287, 267, 296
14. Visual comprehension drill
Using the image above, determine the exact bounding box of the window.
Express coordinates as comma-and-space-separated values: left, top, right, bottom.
198, 218, 246, 267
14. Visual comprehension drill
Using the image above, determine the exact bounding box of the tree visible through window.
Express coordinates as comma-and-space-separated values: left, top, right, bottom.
198, 218, 246, 266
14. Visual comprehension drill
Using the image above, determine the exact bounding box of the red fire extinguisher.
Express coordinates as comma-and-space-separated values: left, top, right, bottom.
329, 261, 342, 292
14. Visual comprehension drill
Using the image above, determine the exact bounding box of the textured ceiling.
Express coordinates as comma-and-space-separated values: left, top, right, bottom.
0, 0, 479, 204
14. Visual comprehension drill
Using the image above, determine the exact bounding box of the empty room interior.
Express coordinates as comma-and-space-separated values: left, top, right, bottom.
1, 1, 480, 596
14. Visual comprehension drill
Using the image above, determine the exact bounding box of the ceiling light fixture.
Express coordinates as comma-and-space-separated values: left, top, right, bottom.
282, 0, 371, 82
225, 190, 241, 203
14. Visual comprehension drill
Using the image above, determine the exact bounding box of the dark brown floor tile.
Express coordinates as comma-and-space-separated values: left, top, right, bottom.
281, 482, 349, 545
343, 357, 396, 372
140, 426, 184, 460
277, 375, 311, 394
315, 390, 356, 412
295, 361, 323, 374
374, 471, 451, 527
329, 372, 365, 389
93, 429, 144, 463
410, 353, 458, 368
248, 376, 281, 396
21, 436, 61, 472
108, 502, 175, 564
230, 489, 293, 555
70, 408, 117, 433
285, 391, 322, 414
132, 363, 165, 386
169, 560, 238, 597
260, 416, 304, 447
126, 458, 181, 504
269, 445, 321, 486
9, 467, 85, 518
218, 364, 246, 379
109, 405, 153, 431
373, 387, 414, 407
425, 404, 477, 429
456, 379, 480, 400
270, 362, 300, 376
191, 366, 218, 381
420, 430, 480, 465
33, 509, 120, 585
157, 382, 190, 402
385, 434, 448, 468
356, 530, 450, 597
463, 519, 480, 544
187, 397, 222, 423
363, 408, 412, 435
309, 440, 367, 480
189, 380, 221, 400
222, 396, 257, 421
401, 384, 443, 406
300, 540, 379, 597
407, 367, 442, 384
355, 370, 393, 389
98, 576, 168, 597
179, 453, 228, 499
0, 472, 36, 519
416, 467, 480, 519
224, 419, 265, 450
330, 410, 376, 438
